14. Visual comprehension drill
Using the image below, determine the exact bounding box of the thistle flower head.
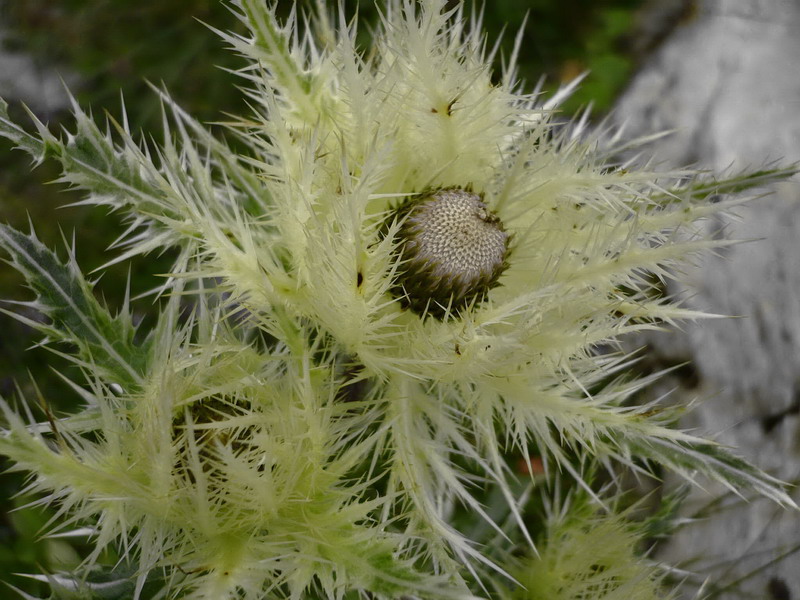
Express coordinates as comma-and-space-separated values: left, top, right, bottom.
0, 0, 795, 598
392, 187, 509, 315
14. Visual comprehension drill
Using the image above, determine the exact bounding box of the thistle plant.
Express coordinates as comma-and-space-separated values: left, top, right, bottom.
0, 1, 796, 598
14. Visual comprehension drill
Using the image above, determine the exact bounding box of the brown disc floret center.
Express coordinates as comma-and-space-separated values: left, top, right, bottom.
392, 188, 509, 316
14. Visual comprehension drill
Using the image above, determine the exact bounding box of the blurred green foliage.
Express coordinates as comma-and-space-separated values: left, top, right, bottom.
3, 0, 644, 126
0, 0, 644, 595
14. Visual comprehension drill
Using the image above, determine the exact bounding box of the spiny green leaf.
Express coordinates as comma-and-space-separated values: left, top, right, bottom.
10, 562, 165, 600
658, 164, 800, 207
0, 98, 47, 161
0, 223, 148, 390
0, 96, 187, 255
629, 437, 796, 508
687, 165, 799, 197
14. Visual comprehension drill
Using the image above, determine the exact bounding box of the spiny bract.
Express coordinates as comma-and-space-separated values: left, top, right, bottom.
0, 0, 794, 599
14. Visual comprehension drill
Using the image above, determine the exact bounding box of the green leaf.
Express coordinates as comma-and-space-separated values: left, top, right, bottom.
661, 165, 800, 207
0, 98, 48, 161
629, 436, 796, 508
1, 93, 265, 264
0, 223, 148, 391
0, 95, 188, 260
10, 562, 165, 600
236, 0, 315, 97
688, 165, 800, 197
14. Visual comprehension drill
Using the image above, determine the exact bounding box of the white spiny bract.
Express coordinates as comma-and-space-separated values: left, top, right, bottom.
0, 1, 795, 599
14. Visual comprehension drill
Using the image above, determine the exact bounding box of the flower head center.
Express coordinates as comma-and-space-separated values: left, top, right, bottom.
392, 188, 509, 316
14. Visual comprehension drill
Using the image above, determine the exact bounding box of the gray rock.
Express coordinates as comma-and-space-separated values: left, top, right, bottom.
0, 19, 76, 116
614, 1, 800, 598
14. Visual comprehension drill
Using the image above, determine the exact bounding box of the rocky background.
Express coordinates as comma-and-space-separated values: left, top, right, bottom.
614, 1, 800, 598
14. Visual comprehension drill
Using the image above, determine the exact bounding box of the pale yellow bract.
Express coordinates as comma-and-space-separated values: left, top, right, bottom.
0, 1, 794, 599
